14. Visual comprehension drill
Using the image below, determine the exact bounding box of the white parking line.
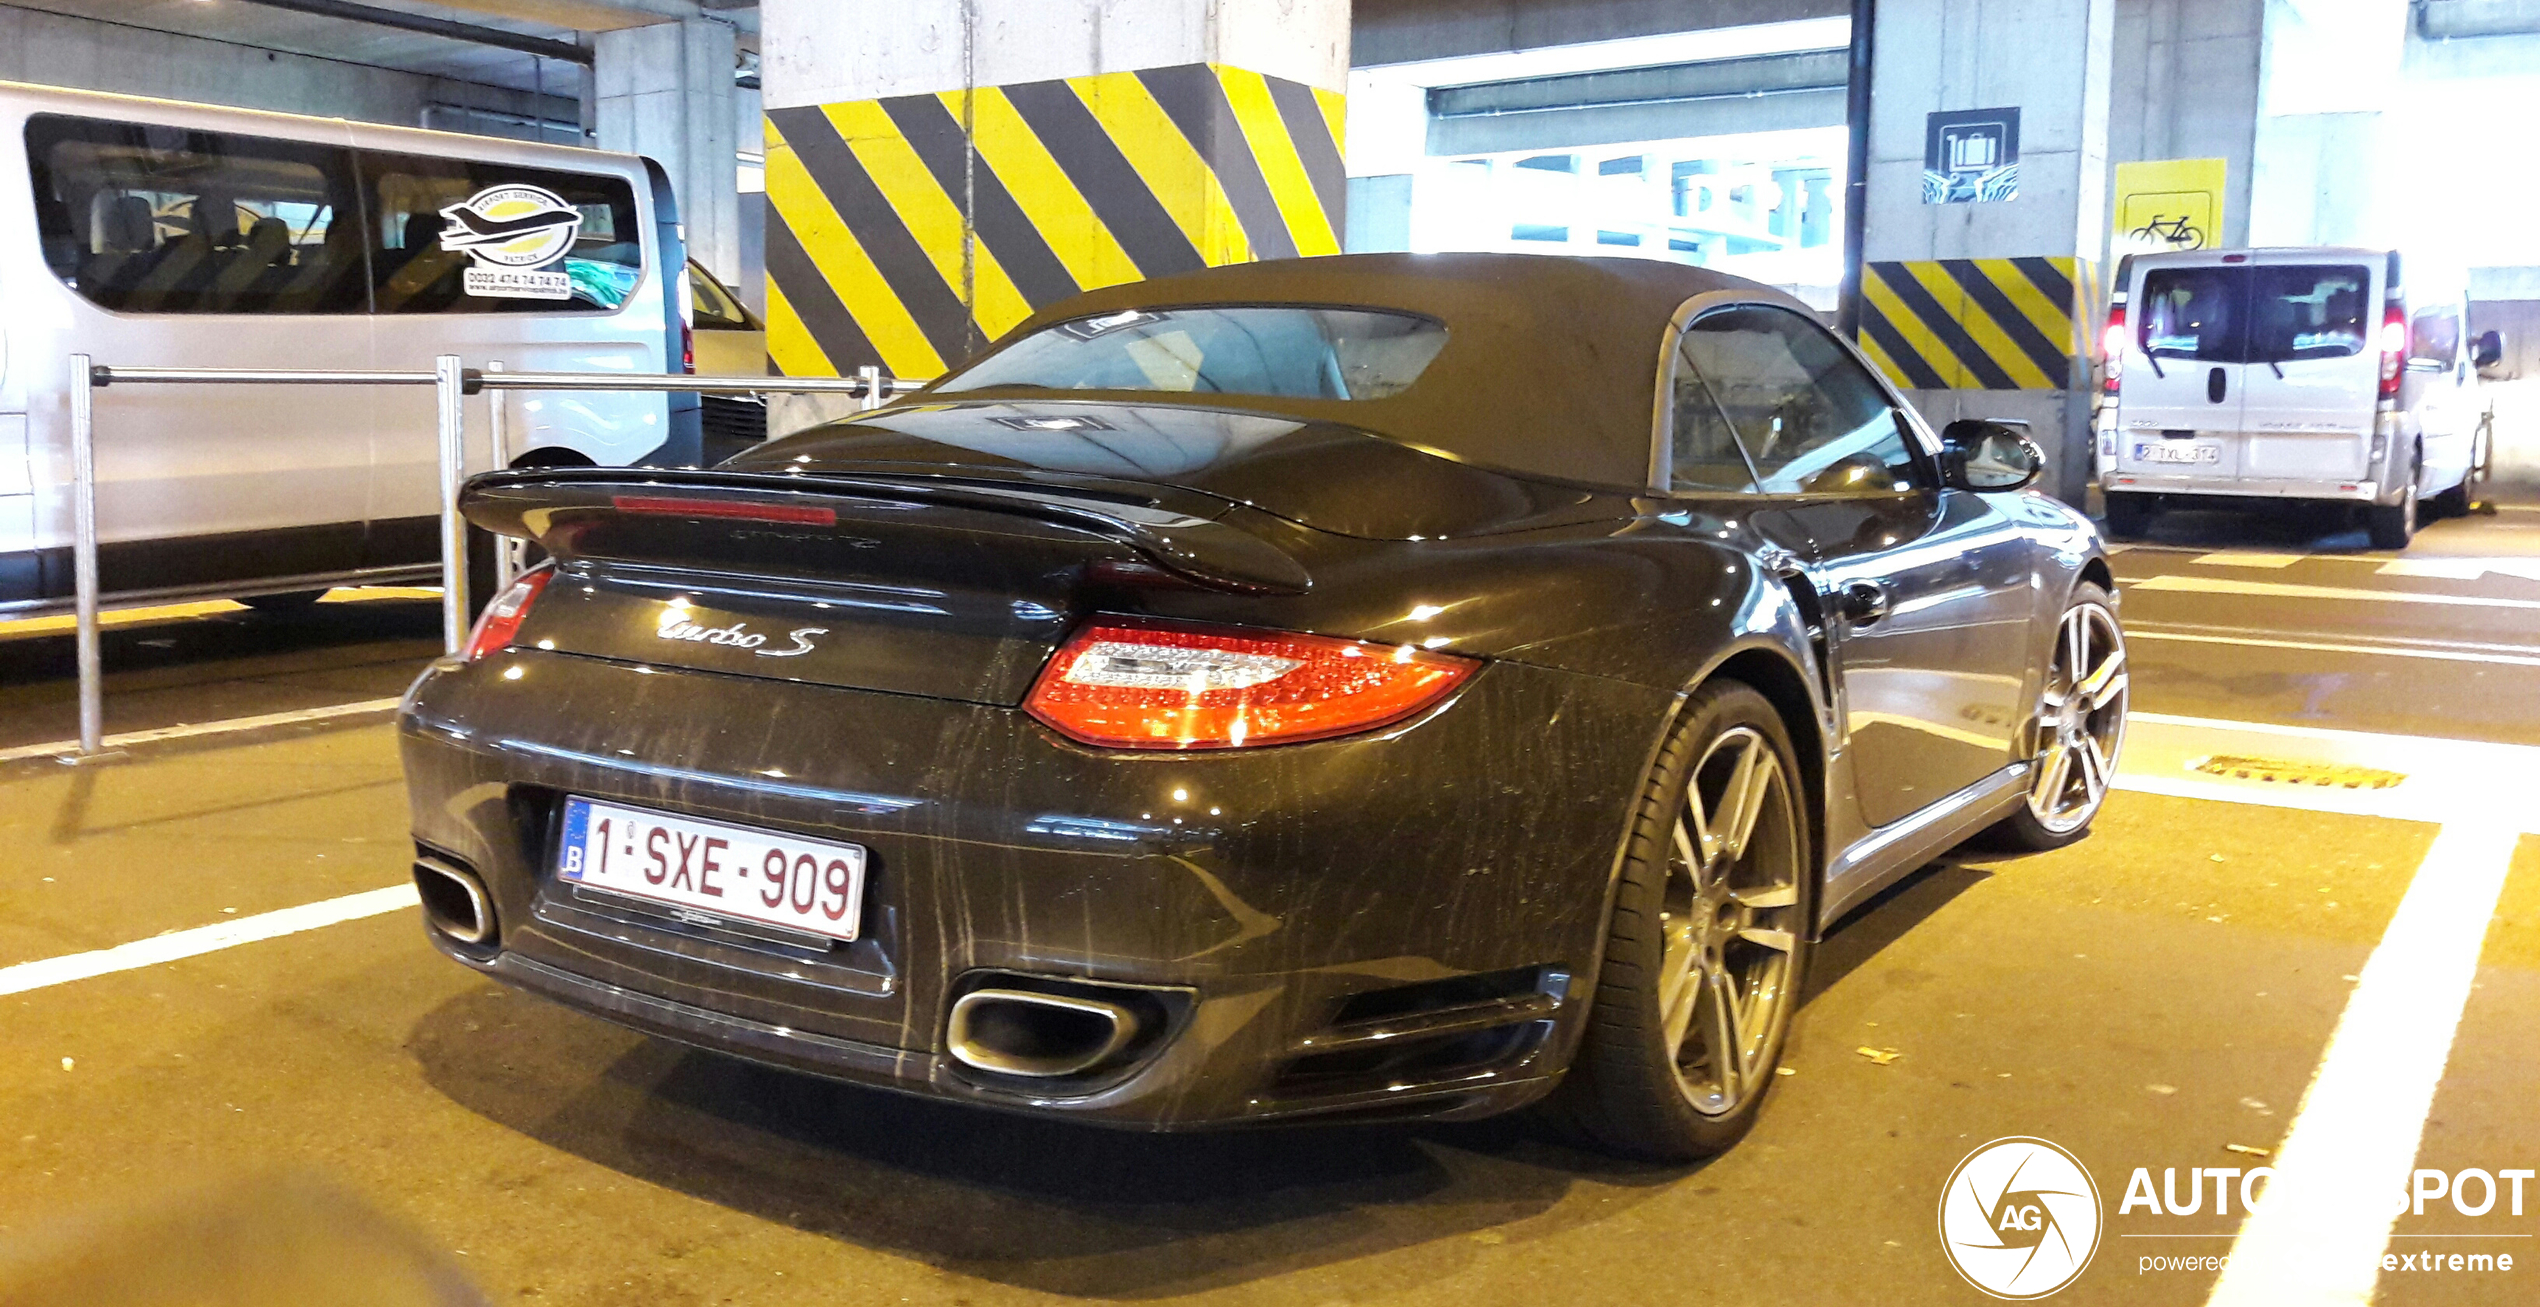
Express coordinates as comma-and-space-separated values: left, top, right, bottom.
2191, 552, 2306, 568
0, 885, 418, 999
2128, 627, 2540, 668
0, 697, 404, 765
2206, 821, 2523, 1307
2129, 574, 2540, 611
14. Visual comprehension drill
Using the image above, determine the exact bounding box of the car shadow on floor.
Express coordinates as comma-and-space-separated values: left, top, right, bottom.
1800, 857, 1993, 1006
408, 985, 1692, 1298
2110, 501, 2376, 553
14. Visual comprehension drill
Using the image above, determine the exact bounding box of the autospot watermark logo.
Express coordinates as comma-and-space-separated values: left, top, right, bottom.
1940, 1138, 2103, 1299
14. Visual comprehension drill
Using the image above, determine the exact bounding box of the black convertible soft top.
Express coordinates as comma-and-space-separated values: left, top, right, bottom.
942, 252, 1800, 492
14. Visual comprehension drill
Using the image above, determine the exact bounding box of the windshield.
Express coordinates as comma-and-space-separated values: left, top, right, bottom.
940, 307, 1449, 401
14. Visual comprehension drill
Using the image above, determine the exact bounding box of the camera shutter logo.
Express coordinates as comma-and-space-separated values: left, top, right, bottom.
1939, 1137, 2103, 1299
438, 184, 582, 300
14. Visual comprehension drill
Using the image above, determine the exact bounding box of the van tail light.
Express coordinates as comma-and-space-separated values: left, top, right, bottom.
461, 564, 553, 662
2102, 304, 2127, 394
680, 320, 696, 375
2379, 303, 2407, 400
1025, 619, 1477, 750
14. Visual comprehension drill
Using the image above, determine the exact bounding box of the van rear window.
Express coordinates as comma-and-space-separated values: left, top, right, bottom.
2137, 264, 2372, 364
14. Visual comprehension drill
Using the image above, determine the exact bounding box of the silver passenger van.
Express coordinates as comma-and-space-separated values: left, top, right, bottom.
0, 81, 693, 615
2096, 247, 2496, 549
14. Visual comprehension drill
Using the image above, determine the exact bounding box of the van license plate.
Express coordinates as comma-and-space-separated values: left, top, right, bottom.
2135, 442, 2219, 465
556, 796, 867, 942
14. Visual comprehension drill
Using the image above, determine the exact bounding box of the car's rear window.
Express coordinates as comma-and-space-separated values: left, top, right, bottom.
939, 307, 1449, 401
2138, 264, 2372, 364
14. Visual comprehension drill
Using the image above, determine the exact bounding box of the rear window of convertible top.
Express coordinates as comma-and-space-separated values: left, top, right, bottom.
937, 306, 1449, 402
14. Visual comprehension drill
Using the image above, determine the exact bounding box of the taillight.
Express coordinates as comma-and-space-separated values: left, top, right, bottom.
461, 565, 553, 662
2102, 304, 2127, 394
2380, 303, 2407, 400
680, 320, 696, 375
1024, 618, 1477, 750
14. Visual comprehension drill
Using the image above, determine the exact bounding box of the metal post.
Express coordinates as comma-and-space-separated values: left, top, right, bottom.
484, 360, 518, 590
65, 354, 117, 764
435, 354, 469, 654
857, 364, 883, 412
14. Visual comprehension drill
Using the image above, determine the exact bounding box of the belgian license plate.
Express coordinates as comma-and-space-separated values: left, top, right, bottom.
556, 796, 867, 942
2134, 441, 2219, 465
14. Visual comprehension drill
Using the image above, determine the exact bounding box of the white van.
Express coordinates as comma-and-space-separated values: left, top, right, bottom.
2096, 247, 2498, 549
0, 81, 695, 615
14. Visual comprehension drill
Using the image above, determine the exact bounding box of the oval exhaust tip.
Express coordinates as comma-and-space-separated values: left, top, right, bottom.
947, 988, 1140, 1078
413, 856, 496, 946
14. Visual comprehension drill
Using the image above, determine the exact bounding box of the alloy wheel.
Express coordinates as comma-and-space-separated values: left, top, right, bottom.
1657, 727, 1803, 1117
2027, 602, 2128, 834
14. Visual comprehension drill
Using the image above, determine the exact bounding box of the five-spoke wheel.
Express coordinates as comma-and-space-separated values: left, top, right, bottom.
1989, 582, 2127, 850
1552, 681, 1812, 1160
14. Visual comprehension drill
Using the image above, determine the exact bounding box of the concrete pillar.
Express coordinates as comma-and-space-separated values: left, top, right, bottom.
2107, 0, 2261, 249
757, 0, 1351, 404
596, 17, 741, 283
1859, 0, 2117, 506
2247, 0, 2408, 248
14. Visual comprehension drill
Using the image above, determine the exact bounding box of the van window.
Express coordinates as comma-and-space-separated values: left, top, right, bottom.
2138, 267, 2241, 361
25, 114, 367, 314
2251, 265, 2370, 362
363, 153, 642, 314
2139, 264, 2374, 365
2410, 307, 2461, 366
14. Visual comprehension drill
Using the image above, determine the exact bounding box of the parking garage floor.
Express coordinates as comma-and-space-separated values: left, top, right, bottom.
2, 505, 2537, 1306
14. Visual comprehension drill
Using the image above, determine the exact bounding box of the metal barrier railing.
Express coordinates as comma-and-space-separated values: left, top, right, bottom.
62, 354, 920, 762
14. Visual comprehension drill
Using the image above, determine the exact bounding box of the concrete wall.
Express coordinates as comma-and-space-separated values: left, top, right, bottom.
1352, 0, 1846, 65
2105, 0, 2260, 252
761, 0, 1352, 110
0, 3, 579, 140
597, 17, 738, 281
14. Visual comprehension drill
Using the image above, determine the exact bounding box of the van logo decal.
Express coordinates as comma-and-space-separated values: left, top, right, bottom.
440, 184, 581, 300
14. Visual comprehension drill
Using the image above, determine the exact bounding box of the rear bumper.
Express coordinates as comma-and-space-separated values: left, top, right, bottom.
2100, 472, 2390, 504
399, 647, 1670, 1128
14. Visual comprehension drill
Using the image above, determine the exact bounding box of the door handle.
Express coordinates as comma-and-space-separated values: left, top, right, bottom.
1835, 579, 1890, 627
2207, 366, 2228, 403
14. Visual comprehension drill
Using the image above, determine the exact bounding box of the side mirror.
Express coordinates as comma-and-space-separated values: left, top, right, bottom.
2473, 330, 2504, 370
1940, 418, 2045, 493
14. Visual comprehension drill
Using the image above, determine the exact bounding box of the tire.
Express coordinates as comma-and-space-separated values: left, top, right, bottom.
236, 590, 327, 612
2102, 491, 2153, 541
1980, 583, 2127, 852
2428, 479, 2471, 521
1545, 680, 1814, 1162
2367, 483, 2417, 551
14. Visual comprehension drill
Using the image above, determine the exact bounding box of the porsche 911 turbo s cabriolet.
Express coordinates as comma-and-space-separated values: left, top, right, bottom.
399, 253, 2126, 1161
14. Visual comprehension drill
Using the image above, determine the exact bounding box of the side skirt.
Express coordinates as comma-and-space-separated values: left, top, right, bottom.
1817, 763, 2030, 931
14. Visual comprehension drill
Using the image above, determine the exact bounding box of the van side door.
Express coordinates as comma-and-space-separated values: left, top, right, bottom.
2406, 299, 2471, 492
358, 148, 670, 573
2114, 262, 2246, 479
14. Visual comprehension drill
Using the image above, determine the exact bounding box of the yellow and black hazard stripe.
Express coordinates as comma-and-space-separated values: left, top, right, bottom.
764, 62, 1346, 381
1857, 257, 2093, 391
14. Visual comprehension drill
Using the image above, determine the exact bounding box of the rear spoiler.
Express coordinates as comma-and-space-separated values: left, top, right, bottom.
459, 466, 1313, 595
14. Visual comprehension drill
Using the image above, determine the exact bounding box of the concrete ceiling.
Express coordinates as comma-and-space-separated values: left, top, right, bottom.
3, 0, 756, 92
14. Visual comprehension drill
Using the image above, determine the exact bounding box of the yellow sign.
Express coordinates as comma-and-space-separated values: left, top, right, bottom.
2112, 158, 2226, 256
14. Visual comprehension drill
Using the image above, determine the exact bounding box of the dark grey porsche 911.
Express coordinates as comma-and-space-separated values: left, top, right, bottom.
399, 253, 2126, 1160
